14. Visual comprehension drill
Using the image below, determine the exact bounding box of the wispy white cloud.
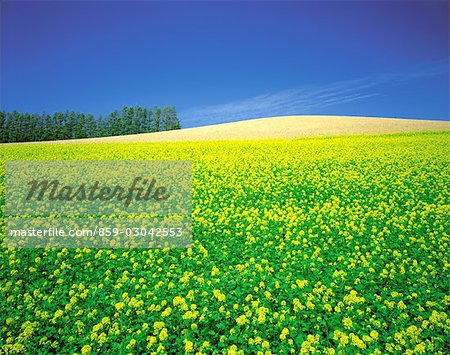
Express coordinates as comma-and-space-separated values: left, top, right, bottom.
180, 61, 448, 127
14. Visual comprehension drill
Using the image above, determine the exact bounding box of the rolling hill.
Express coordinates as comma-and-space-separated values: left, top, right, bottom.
8, 115, 450, 144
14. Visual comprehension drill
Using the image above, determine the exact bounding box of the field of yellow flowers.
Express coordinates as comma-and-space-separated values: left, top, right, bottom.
1, 131, 449, 354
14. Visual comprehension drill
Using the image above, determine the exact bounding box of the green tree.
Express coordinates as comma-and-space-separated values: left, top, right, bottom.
153, 107, 162, 132
0, 111, 6, 142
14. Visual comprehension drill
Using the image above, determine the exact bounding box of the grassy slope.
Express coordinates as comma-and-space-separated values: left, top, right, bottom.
5, 115, 449, 145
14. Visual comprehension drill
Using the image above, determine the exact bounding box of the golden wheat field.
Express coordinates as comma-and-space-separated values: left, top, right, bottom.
7, 116, 449, 144
1, 131, 449, 354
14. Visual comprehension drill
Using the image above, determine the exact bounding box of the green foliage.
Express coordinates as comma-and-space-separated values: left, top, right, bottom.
0, 106, 181, 143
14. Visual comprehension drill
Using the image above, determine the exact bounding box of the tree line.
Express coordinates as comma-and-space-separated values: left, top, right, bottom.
0, 105, 181, 143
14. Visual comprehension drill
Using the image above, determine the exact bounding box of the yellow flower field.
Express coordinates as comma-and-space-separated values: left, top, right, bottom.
0, 131, 449, 354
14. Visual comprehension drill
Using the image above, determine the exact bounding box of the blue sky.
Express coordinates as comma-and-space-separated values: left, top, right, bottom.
1, 0, 449, 127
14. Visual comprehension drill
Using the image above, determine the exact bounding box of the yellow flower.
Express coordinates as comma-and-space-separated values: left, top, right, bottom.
92, 323, 103, 333
213, 289, 226, 302
185, 340, 194, 353
114, 302, 125, 311
307, 334, 319, 344
81, 345, 92, 355
153, 321, 165, 332
343, 317, 353, 329
126, 339, 136, 349
228, 345, 238, 355
306, 301, 315, 309
414, 343, 426, 353
280, 328, 290, 341
236, 315, 247, 325
370, 330, 379, 340
159, 328, 168, 341
173, 296, 185, 306
296, 280, 308, 288
211, 266, 220, 276
183, 310, 199, 320
339, 334, 349, 346
147, 336, 157, 348
350, 334, 366, 349
161, 307, 172, 317
362, 335, 372, 343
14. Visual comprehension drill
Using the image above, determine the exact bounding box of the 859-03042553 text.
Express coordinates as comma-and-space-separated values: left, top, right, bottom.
5, 161, 193, 248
